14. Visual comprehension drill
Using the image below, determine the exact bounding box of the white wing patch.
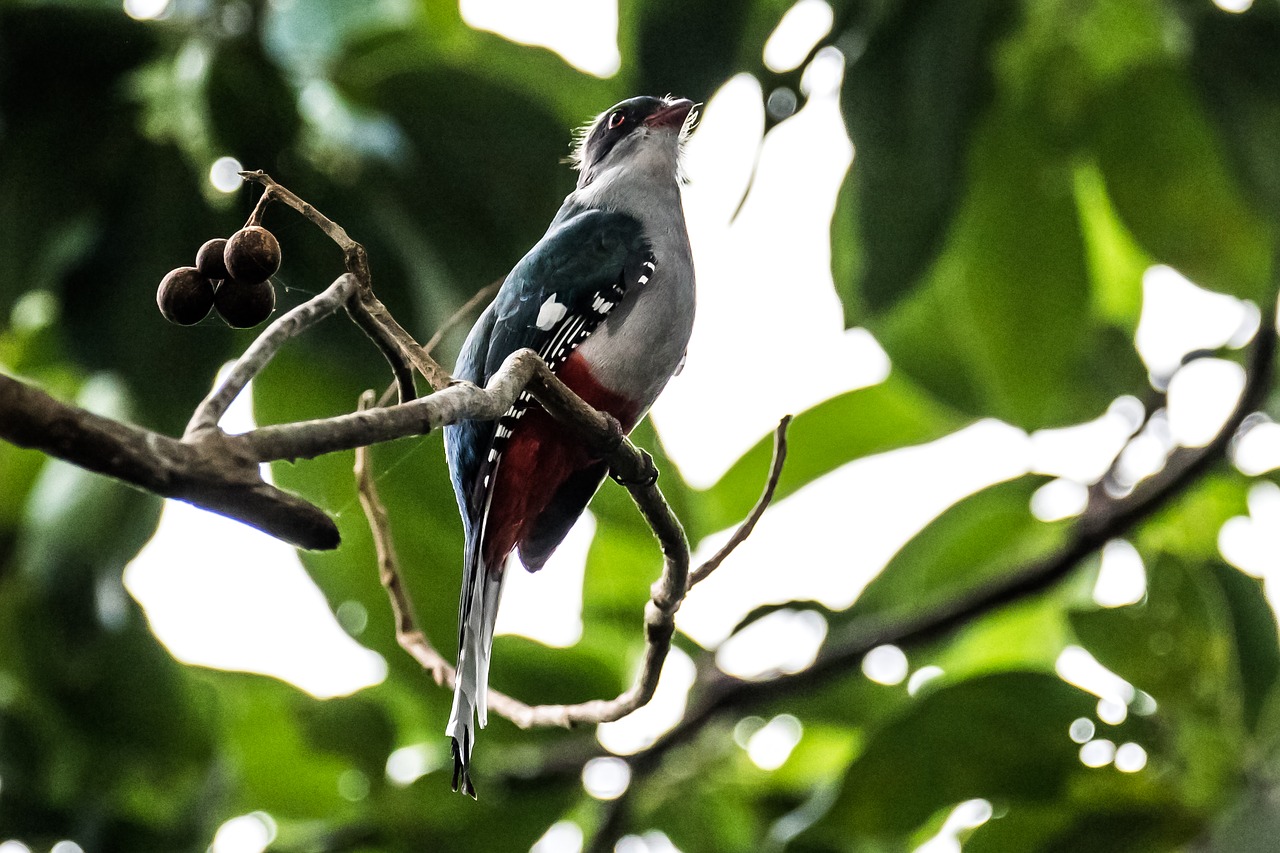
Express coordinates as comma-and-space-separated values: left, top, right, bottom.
536, 294, 568, 331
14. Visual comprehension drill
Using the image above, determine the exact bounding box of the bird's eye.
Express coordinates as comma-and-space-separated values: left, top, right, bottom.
608, 111, 625, 130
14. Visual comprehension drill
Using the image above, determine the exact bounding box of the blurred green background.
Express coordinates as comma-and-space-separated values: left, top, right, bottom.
4, 0, 1280, 851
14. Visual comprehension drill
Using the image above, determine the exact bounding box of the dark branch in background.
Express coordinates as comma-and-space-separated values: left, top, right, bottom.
584, 305, 1278, 851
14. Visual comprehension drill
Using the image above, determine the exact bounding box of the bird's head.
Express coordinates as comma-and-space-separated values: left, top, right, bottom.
571, 95, 698, 190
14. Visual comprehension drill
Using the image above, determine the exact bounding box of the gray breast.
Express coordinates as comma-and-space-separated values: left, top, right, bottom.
567, 152, 696, 412
580, 226, 695, 409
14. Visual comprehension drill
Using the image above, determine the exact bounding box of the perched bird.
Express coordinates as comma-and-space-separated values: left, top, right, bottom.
443, 95, 698, 796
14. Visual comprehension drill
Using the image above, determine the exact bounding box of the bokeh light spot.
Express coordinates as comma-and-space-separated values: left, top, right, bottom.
615, 831, 680, 853
386, 743, 439, 787
1031, 478, 1089, 522
747, 714, 802, 770
716, 608, 827, 679
907, 665, 945, 696
1167, 358, 1245, 448
335, 600, 368, 636
733, 716, 766, 748
338, 769, 370, 802
1097, 697, 1128, 725
209, 157, 245, 193
862, 644, 908, 685
763, 0, 835, 72
1115, 742, 1148, 773
1069, 717, 1096, 744
211, 813, 275, 853
123, 0, 169, 20
459, 0, 620, 77
1093, 539, 1146, 608
1079, 739, 1116, 768
532, 820, 584, 853
583, 757, 631, 800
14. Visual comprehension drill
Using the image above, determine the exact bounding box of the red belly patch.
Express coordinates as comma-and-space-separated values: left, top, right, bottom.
481, 353, 640, 571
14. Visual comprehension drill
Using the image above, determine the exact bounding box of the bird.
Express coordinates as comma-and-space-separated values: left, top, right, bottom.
442, 95, 698, 796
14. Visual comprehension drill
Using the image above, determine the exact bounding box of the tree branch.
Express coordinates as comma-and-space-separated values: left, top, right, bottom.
238, 169, 446, 396
185, 273, 358, 436
0, 170, 791, 792
0, 371, 340, 550
350, 369, 700, 729
688, 415, 791, 589
584, 307, 1277, 851
348, 387, 790, 731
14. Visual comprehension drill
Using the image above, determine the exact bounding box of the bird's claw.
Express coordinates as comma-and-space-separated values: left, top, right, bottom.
612, 450, 658, 487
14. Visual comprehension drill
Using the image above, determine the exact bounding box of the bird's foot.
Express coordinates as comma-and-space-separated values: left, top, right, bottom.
612, 449, 658, 487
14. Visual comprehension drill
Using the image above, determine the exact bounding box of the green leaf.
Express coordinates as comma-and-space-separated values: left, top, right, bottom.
801, 672, 1095, 841
966, 794, 1202, 853
1204, 776, 1280, 853
297, 694, 397, 785
873, 100, 1135, 428
836, 0, 1017, 314
693, 375, 964, 538
206, 35, 303, 173
1070, 556, 1241, 728
926, 592, 1075, 685
343, 64, 584, 300
1073, 161, 1150, 326
210, 674, 355, 818
621, 0, 787, 103
489, 634, 626, 708
1090, 64, 1272, 301
1208, 561, 1280, 734
1188, 1, 1280, 228
253, 346, 463, 694
842, 478, 1062, 626
1070, 556, 1246, 810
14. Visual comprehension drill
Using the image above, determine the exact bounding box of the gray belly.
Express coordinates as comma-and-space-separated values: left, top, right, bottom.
577, 254, 695, 413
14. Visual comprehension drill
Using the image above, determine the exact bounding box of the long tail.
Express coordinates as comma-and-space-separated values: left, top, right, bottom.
447, 543, 505, 798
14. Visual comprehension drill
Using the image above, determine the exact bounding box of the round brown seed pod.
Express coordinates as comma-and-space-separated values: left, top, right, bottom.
224, 226, 281, 285
196, 238, 230, 281
157, 267, 215, 326
214, 278, 276, 329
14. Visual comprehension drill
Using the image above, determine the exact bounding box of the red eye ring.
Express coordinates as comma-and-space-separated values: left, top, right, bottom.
608, 111, 625, 129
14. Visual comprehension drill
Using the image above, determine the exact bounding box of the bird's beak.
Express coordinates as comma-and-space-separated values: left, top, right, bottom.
644, 98, 695, 130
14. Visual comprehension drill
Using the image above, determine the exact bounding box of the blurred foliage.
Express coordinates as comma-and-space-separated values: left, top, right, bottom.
2, 0, 1280, 851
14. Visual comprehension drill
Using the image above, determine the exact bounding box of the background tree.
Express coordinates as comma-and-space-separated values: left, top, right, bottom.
3, 0, 1280, 851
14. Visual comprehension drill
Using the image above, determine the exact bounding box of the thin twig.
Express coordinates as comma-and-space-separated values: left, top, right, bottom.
245, 184, 273, 227
688, 415, 791, 588
422, 277, 503, 357
239, 170, 439, 397
239, 171, 359, 250
184, 274, 358, 437
354, 390, 452, 685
